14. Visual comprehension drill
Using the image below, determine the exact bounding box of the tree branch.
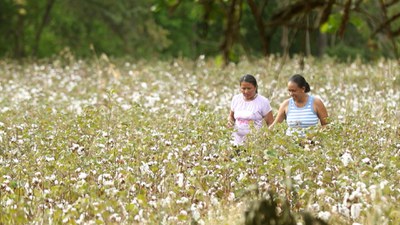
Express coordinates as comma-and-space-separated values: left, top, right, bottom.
338, 0, 351, 38
392, 27, 400, 36
319, 0, 335, 26
246, 0, 269, 55
378, 0, 399, 59
220, 0, 242, 64
33, 0, 57, 56
384, 0, 400, 7
371, 12, 400, 37
268, 0, 325, 27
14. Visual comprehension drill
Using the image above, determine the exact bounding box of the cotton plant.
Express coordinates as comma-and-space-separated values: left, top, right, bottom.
0, 57, 399, 224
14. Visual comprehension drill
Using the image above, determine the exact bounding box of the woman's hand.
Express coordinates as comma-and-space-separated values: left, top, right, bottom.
228, 111, 235, 128
227, 119, 235, 128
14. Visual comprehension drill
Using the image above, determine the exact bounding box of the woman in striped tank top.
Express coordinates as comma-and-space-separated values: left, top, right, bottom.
269, 74, 328, 136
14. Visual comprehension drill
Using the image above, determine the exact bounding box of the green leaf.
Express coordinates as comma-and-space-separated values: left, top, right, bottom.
320, 13, 341, 34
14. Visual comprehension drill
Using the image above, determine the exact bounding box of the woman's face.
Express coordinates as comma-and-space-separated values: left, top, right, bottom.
240, 81, 257, 100
287, 81, 305, 100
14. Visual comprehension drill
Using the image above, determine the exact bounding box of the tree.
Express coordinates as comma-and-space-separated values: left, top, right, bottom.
0, 0, 400, 61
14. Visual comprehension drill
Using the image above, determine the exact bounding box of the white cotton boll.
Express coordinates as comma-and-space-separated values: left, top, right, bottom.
334, 203, 350, 218
350, 203, 362, 219
121, 104, 131, 110
361, 158, 370, 164
45, 156, 55, 162
292, 174, 303, 184
317, 211, 331, 221
161, 196, 171, 207
343, 192, 350, 205
5, 186, 13, 194
324, 196, 335, 204
176, 197, 189, 204
310, 203, 320, 211
139, 162, 154, 177
103, 180, 114, 186
62, 217, 69, 223
369, 185, 377, 199
374, 163, 385, 170
192, 209, 201, 221
340, 152, 353, 166
380, 180, 389, 189
78, 172, 88, 180
210, 195, 219, 206
316, 188, 325, 196
32, 177, 41, 185
191, 204, 201, 221
237, 172, 245, 182
228, 192, 235, 202
167, 216, 178, 222
76, 213, 86, 224
176, 173, 184, 188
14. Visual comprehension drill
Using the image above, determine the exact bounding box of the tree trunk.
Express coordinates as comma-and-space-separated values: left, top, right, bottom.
378, 0, 399, 59
317, 31, 327, 57
14, 12, 25, 58
33, 0, 57, 57
305, 15, 311, 56
247, 0, 270, 56
220, 0, 241, 64
338, 0, 352, 39
281, 26, 289, 56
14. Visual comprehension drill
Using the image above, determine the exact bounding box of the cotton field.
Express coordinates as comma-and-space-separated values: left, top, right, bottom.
0, 55, 399, 224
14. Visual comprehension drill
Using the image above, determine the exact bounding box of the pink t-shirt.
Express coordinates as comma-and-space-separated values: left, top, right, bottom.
230, 94, 272, 145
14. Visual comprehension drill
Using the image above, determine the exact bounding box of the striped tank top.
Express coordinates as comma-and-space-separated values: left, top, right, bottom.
286, 95, 318, 136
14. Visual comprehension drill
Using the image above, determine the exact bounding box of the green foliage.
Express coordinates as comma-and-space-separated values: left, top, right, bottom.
320, 14, 342, 34
0, 0, 171, 58
1, 0, 399, 61
325, 42, 368, 62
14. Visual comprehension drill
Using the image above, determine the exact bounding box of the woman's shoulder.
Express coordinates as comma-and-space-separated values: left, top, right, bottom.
231, 94, 243, 103
310, 95, 324, 104
257, 94, 274, 103
282, 98, 291, 104
279, 98, 291, 108
232, 93, 243, 100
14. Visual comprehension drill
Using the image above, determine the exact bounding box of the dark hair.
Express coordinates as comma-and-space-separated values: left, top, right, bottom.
240, 74, 258, 93
289, 74, 310, 93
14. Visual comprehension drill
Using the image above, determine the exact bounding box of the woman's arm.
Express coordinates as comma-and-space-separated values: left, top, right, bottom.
228, 110, 235, 127
264, 111, 274, 126
314, 97, 328, 126
268, 99, 289, 129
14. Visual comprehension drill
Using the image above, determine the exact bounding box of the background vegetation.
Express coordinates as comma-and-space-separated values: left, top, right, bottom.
1, 0, 400, 62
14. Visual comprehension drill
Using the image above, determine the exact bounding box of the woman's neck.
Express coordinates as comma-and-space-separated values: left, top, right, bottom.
294, 94, 308, 105
244, 93, 258, 101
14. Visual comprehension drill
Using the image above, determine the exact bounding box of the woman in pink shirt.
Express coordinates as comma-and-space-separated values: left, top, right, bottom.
228, 74, 274, 146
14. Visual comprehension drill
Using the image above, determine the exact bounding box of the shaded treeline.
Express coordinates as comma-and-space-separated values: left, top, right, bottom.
1, 0, 400, 63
